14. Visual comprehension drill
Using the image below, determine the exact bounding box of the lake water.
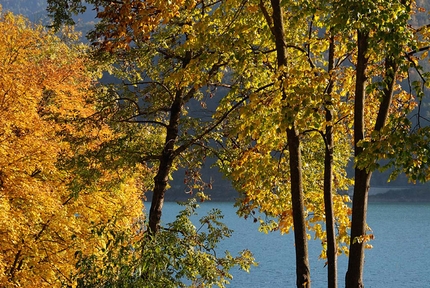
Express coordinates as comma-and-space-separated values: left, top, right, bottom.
155, 202, 430, 288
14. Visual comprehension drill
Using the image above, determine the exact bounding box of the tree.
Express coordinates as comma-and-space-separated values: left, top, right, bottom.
333, 1, 430, 287
45, 1, 259, 286
270, 0, 310, 286
215, 1, 353, 287
323, 32, 338, 288
0, 7, 256, 287
72, 199, 255, 287
47, 0, 266, 235
0, 10, 146, 287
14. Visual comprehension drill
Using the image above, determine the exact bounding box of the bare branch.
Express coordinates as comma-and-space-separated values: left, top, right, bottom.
285, 44, 316, 69
207, 83, 233, 88
116, 97, 141, 111
118, 117, 169, 128
140, 154, 162, 162
125, 80, 175, 100
406, 45, 430, 56
259, 0, 275, 36
406, 54, 427, 83
415, 23, 430, 33
173, 82, 274, 157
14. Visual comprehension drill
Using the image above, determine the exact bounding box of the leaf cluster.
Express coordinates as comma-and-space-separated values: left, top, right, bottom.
72, 199, 256, 288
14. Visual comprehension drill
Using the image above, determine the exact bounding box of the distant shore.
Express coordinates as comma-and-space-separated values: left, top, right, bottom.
146, 186, 430, 203
368, 187, 430, 202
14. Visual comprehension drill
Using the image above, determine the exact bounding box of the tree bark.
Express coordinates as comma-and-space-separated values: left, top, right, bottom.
346, 31, 397, 288
287, 126, 311, 288
324, 35, 337, 288
148, 51, 194, 234
345, 29, 370, 288
270, 0, 311, 287
346, 169, 371, 288
148, 89, 183, 234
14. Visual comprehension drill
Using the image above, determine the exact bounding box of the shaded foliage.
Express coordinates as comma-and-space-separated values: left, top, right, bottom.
72, 199, 255, 288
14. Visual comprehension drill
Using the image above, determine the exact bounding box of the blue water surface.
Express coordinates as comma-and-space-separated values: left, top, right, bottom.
153, 202, 430, 288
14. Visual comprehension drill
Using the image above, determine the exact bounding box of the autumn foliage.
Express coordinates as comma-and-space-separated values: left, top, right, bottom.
0, 11, 145, 287
20, 0, 430, 287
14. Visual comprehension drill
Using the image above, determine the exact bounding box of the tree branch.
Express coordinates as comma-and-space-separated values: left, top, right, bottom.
124, 81, 174, 100
406, 45, 430, 56
118, 117, 169, 128
173, 82, 274, 157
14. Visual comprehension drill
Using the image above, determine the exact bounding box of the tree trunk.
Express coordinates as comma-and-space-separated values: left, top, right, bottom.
270, 0, 311, 286
345, 29, 370, 288
346, 169, 371, 288
287, 127, 311, 288
148, 90, 183, 234
148, 51, 194, 234
324, 35, 337, 288
346, 30, 398, 288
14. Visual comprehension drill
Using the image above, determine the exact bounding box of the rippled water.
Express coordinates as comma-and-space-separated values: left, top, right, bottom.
157, 202, 430, 288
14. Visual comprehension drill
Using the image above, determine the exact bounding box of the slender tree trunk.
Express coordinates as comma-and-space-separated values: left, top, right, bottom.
346, 30, 397, 288
270, 0, 310, 286
148, 51, 194, 234
148, 90, 183, 234
345, 30, 370, 288
287, 127, 311, 288
324, 35, 337, 288
346, 169, 371, 288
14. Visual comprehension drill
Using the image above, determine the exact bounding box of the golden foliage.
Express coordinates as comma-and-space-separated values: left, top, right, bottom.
0, 12, 145, 287
92, 0, 197, 51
